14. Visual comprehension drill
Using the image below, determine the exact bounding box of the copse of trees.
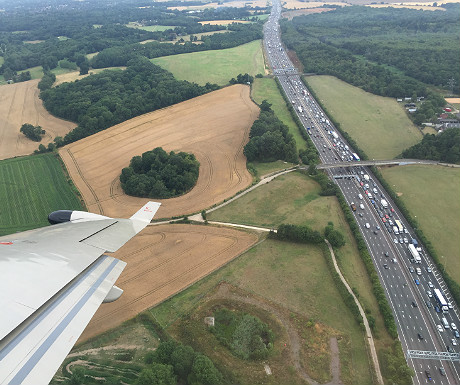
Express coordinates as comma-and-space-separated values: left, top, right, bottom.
39, 57, 218, 144
211, 308, 274, 360
140, 340, 222, 385
271, 223, 323, 244
120, 147, 200, 199
324, 222, 345, 248
243, 104, 297, 163
401, 127, 460, 163
229, 73, 254, 85
20, 123, 45, 142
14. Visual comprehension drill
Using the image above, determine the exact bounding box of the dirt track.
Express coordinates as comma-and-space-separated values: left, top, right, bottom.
80, 224, 258, 341
60, 84, 258, 219
0, 80, 76, 160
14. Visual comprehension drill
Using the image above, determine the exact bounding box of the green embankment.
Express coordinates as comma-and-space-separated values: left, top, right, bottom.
252, 77, 306, 151
381, 165, 460, 284
0, 153, 83, 235
305, 75, 422, 159
151, 40, 265, 86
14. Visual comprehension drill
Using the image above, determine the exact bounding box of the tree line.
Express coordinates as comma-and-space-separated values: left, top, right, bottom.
120, 147, 200, 199
244, 101, 297, 163
402, 126, 460, 163
39, 57, 218, 144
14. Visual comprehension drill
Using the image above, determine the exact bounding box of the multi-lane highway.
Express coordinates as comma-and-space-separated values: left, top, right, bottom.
263, 1, 460, 383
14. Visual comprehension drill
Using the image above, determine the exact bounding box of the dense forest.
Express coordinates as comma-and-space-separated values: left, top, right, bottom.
0, 0, 265, 75
40, 57, 218, 143
401, 127, 460, 163
120, 147, 200, 199
281, 5, 460, 95
244, 102, 297, 163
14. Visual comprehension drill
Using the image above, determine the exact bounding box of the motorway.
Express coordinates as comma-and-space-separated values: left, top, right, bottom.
263, 1, 460, 384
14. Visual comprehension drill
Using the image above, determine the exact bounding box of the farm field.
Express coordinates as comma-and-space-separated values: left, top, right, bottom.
53, 67, 125, 86
0, 153, 83, 235
380, 165, 460, 284
150, 238, 374, 385
168, 0, 268, 11
305, 75, 422, 159
282, 0, 348, 9
0, 80, 76, 160
59, 84, 258, 219
80, 223, 258, 341
125, 23, 176, 31
252, 77, 306, 150
151, 40, 265, 85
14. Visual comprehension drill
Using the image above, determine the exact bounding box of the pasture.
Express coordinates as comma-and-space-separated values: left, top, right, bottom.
305, 75, 422, 159
381, 165, 460, 284
151, 40, 264, 85
252, 77, 307, 150
125, 23, 176, 31
0, 153, 82, 236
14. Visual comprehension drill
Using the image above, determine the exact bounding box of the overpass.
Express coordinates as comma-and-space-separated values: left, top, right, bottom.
315, 159, 460, 170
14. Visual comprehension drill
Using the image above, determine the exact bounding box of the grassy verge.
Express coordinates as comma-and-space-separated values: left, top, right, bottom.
151, 40, 264, 86
380, 165, 460, 284
304, 75, 422, 159
252, 77, 306, 150
248, 160, 297, 178
0, 153, 83, 235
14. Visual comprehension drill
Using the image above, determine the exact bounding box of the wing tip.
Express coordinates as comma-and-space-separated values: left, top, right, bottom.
130, 201, 161, 223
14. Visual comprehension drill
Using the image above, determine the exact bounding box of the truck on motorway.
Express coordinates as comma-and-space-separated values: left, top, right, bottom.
350, 202, 357, 211
381, 199, 388, 208
363, 174, 370, 181
352, 153, 360, 161
434, 289, 449, 313
331, 131, 339, 139
408, 244, 421, 263
395, 220, 404, 233
393, 226, 399, 235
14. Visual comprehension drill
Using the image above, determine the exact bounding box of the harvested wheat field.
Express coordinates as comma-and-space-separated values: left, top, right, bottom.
60, 84, 258, 219
80, 223, 258, 341
0, 80, 76, 160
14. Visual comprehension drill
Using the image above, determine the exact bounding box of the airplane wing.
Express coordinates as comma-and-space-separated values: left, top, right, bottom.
0, 202, 160, 385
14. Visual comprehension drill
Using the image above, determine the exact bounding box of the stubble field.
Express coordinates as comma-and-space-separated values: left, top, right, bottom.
60, 84, 258, 219
80, 223, 258, 341
0, 80, 76, 160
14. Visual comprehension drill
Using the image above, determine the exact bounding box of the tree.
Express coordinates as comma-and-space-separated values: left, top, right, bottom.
20, 123, 45, 141
136, 363, 176, 385
188, 354, 223, 385
260, 99, 272, 112
170, 344, 196, 380
79, 58, 90, 75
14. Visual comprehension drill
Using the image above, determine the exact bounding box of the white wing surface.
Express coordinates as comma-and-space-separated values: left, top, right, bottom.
0, 202, 160, 385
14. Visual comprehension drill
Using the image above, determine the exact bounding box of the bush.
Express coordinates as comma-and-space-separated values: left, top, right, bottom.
20, 123, 45, 142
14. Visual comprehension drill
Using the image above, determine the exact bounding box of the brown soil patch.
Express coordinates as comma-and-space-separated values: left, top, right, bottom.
59, 84, 258, 219
80, 224, 258, 341
0, 80, 76, 160
445, 98, 460, 104
198, 19, 251, 25
287, 49, 304, 73
282, 1, 347, 9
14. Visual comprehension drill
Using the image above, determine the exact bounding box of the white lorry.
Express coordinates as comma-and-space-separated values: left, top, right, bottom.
408, 244, 421, 263
381, 199, 388, 209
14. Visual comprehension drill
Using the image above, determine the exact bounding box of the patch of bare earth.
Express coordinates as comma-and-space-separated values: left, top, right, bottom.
0, 80, 76, 160
60, 84, 258, 219
80, 224, 258, 342
282, 8, 335, 20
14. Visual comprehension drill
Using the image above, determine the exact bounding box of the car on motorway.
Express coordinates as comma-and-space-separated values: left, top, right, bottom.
425, 370, 432, 381
417, 333, 424, 340
452, 338, 458, 346
426, 267, 432, 273
447, 345, 454, 353
425, 300, 431, 308
384, 251, 389, 257
373, 230, 378, 235
454, 330, 459, 338
392, 258, 397, 263
435, 306, 440, 313
415, 279, 420, 285
394, 238, 398, 244
411, 301, 417, 307
358, 213, 363, 217
452, 323, 458, 330
383, 264, 388, 269
439, 367, 446, 376
448, 302, 453, 309
403, 237, 408, 243
365, 223, 370, 228
437, 324, 444, 332
390, 208, 395, 212
427, 290, 432, 297
399, 238, 404, 244
409, 266, 414, 273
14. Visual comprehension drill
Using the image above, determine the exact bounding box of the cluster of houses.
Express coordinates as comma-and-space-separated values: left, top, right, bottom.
396, 96, 425, 113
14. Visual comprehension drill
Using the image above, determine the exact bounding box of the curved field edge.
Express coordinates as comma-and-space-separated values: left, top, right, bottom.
151, 40, 265, 86
304, 75, 422, 160
0, 153, 83, 235
380, 165, 460, 284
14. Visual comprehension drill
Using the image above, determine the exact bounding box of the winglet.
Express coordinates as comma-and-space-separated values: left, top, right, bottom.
130, 201, 161, 224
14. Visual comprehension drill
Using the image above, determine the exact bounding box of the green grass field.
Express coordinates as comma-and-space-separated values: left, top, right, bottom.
151, 40, 265, 86
252, 77, 307, 150
381, 165, 460, 284
248, 160, 297, 177
126, 23, 176, 32
19, 65, 43, 80
305, 75, 422, 159
0, 154, 83, 235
